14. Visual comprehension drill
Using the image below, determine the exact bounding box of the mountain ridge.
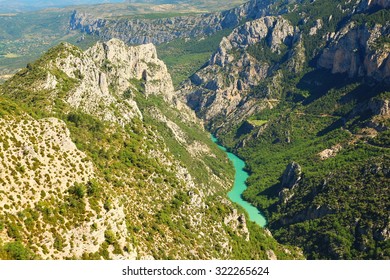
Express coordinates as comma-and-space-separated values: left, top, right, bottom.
180, 0, 390, 259
0, 38, 302, 260
69, 0, 277, 45
0, 0, 389, 260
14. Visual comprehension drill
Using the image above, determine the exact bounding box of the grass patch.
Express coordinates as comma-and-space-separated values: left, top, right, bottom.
157, 28, 233, 88
247, 120, 268, 126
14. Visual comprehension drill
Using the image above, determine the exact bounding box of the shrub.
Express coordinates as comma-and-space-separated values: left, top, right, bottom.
68, 183, 86, 199
4, 241, 33, 260
104, 230, 116, 245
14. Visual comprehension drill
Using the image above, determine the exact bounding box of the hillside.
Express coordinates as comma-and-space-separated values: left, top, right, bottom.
0, 39, 302, 259
1, 0, 389, 260
0, 1, 246, 82
181, 0, 390, 259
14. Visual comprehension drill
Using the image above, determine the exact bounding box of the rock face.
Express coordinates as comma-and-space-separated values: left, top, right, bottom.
86, 39, 174, 99
181, 16, 299, 133
47, 39, 174, 125
370, 98, 390, 118
278, 162, 302, 204
224, 208, 250, 241
1, 38, 302, 260
70, 11, 227, 45
318, 145, 342, 160
358, 0, 390, 10
281, 162, 302, 189
318, 23, 390, 81
69, 0, 278, 45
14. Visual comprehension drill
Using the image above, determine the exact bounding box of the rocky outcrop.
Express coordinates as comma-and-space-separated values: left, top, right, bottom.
44, 39, 174, 125
318, 144, 342, 160
318, 23, 390, 81
309, 19, 323, 36
281, 162, 302, 189
210, 16, 295, 65
277, 205, 335, 227
266, 249, 277, 260
348, 94, 390, 131
370, 98, 390, 118
358, 0, 390, 11
181, 16, 299, 133
86, 39, 174, 99
69, 0, 278, 45
224, 208, 250, 241
278, 162, 302, 203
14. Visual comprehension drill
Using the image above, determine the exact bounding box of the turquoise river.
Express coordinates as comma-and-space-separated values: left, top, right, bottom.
211, 135, 267, 227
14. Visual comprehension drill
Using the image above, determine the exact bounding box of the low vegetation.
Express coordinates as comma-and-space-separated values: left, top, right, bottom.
0, 40, 302, 260
157, 28, 232, 88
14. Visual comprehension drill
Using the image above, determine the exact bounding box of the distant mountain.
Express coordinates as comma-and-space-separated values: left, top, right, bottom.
69, 0, 273, 45
0, 0, 388, 261
0, 0, 124, 12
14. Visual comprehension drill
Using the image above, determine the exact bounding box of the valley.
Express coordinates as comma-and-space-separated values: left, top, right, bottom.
0, 0, 246, 83
0, 37, 301, 260
212, 135, 267, 227
0, 0, 389, 260
180, 0, 390, 259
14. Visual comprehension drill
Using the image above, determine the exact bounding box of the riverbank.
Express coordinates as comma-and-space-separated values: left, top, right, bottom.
211, 135, 267, 227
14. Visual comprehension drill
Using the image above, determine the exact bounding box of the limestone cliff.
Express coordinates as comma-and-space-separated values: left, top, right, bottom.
69, 0, 278, 45
358, 0, 390, 10
181, 16, 300, 133
0, 39, 300, 260
318, 23, 390, 81
181, 1, 390, 136
38, 39, 174, 126
178, 0, 390, 260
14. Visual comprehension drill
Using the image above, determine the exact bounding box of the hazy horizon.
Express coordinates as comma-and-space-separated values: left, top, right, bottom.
0, 0, 125, 13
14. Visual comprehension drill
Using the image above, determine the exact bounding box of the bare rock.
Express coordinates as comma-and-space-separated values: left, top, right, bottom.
182, 16, 299, 131
224, 209, 250, 241
281, 162, 302, 189
266, 249, 277, 260
46, 39, 175, 126
318, 144, 342, 160
69, 0, 276, 46
370, 98, 390, 118
318, 23, 390, 81
309, 19, 323, 36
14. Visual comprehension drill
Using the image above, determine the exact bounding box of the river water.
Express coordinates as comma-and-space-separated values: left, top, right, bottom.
211, 135, 267, 227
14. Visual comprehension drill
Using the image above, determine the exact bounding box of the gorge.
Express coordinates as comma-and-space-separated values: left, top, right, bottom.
0, 0, 389, 260
211, 135, 267, 227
